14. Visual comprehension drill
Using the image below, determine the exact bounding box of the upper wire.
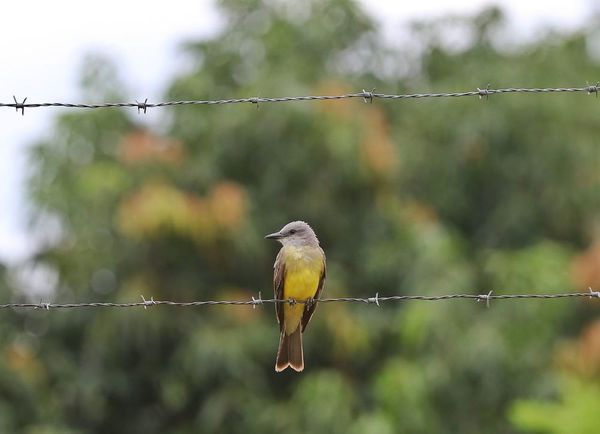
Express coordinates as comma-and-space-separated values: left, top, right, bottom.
1, 85, 598, 114
2, 288, 599, 310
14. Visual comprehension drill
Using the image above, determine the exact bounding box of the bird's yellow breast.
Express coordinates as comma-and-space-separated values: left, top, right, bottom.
283, 247, 323, 299
281, 245, 324, 333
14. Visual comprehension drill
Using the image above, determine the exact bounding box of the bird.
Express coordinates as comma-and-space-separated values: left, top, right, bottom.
265, 221, 326, 372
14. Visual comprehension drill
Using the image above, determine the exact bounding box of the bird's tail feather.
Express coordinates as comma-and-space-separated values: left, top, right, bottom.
275, 326, 304, 372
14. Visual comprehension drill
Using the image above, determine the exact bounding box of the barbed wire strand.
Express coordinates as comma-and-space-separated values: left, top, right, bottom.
2, 288, 599, 311
2, 84, 599, 115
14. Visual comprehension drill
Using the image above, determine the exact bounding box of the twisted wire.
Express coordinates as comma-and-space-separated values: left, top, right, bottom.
2, 289, 598, 310
2, 84, 598, 115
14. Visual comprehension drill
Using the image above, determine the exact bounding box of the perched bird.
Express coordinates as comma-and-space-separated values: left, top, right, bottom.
265, 221, 326, 372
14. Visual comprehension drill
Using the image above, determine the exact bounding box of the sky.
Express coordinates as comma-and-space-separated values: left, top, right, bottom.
0, 0, 594, 264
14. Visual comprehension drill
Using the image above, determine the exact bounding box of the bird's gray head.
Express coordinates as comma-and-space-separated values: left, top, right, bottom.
265, 221, 319, 247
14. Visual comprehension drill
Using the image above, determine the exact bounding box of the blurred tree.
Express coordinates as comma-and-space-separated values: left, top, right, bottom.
510, 377, 600, 434
510, 320, 600, 434
0, 0, 598, 433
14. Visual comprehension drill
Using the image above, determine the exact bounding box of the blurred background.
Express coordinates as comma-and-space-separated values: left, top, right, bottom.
1, 0, 600, 432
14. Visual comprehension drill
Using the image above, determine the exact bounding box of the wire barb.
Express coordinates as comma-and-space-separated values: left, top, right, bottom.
367, 292, 380, 306
251, 292, 263, 309
13, 95, 27, 115
250, 96, 261, 109
477, 290, 494, 308
140, 295, 157, 309
136, 98, 149, 114
361, 88, 375, 103
588, 287, 600, 299
477, 84, 491, 100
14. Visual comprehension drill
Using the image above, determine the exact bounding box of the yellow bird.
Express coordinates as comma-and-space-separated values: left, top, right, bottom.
265, 221, 326, 372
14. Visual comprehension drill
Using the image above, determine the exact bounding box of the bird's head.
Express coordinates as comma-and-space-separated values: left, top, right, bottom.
265, 221, 319, 247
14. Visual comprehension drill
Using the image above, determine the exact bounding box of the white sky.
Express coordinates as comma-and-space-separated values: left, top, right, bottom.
0, 0, 594, 264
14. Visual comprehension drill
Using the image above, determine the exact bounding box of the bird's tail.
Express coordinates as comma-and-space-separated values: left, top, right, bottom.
275, 326, 304, 372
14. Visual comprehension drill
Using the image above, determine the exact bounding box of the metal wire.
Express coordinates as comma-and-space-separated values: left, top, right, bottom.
2, 289, 598, 311
2, 84, 599, 114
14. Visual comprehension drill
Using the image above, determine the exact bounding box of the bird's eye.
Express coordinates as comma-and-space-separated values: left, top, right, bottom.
289, 229, 297, 235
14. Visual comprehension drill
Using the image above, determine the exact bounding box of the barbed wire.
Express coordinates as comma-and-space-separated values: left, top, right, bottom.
2, 288, 599, 311
2, 84, 599, 115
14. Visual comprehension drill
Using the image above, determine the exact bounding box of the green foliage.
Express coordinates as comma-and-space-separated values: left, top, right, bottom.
1, 0, 600, 432
510, 377, 600, 434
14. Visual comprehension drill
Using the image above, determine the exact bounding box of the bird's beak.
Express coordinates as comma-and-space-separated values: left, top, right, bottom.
265, 231, 283, 240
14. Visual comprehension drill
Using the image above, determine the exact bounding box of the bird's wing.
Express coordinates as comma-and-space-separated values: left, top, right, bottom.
301, 248, 326, 332
273, 248, 286, 332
